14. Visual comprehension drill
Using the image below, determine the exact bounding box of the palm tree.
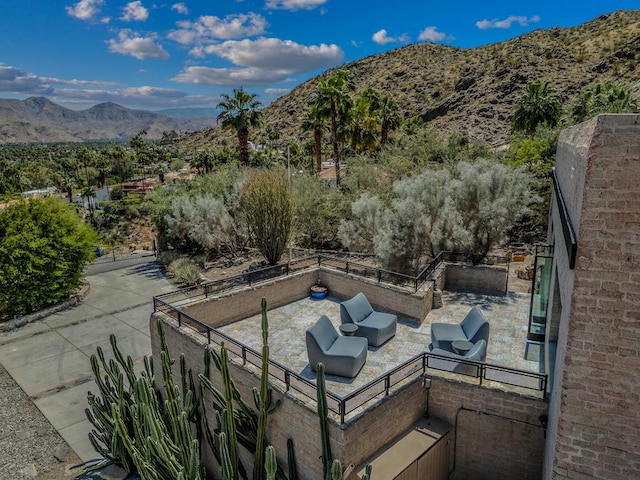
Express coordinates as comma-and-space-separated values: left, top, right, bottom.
217, 88, 263, 167
511, 80, 562, 136
571, 79, 639, 123
301, 104, 326, 173
315, 69, 355, 184
378, 95, 402, 146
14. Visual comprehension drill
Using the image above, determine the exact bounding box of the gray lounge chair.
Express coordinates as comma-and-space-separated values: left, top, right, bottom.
428, 339, 487, 376
306, 315, 368, 378
340, 292, 397, 347
430, 306, 490, 353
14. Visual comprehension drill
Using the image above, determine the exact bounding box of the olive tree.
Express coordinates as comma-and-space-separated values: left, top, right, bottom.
165, 193, 247, 258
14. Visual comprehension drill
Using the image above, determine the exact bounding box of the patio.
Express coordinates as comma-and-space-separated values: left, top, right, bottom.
217, 289, 541, 398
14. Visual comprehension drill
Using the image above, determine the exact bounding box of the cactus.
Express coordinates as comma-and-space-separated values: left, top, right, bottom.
315, 363, 332, 479
287, 439, 298, 480
253, 298, 282, 480
85, 322, 203, 479
265, 445, 278, 480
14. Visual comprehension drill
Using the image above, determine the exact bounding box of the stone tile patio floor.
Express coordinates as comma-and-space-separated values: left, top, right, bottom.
217, 290, 541, 399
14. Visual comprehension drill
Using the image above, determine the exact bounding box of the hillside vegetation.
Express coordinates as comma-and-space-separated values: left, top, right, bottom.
180, 9, 640, 149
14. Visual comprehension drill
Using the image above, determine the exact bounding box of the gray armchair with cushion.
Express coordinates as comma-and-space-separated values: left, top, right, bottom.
430, 306, 490, 352
306, 315, 368, 378
428, 339, 487, 376
340, 292, 397, 347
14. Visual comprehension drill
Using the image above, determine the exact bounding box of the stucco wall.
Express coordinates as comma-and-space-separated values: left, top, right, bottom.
545, 115, 640, 480
428, 377, 547, 480
444, 264, 508, 295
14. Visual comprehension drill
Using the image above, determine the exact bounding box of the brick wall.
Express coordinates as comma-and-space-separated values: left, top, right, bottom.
547, 115, 640, 479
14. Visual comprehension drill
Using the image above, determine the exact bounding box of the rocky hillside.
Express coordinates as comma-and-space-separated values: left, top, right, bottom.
182, 9, 640, 149
0, 97, 215, 144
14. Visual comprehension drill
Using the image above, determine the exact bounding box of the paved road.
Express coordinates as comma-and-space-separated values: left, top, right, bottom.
0, 261, 175, 463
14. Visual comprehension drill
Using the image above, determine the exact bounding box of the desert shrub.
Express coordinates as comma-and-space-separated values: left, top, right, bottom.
165, 193, 247, 258
167, 257, 201, 286
0, 197, 98, 318
241, 169, 293, 265
291, 174, 351, 249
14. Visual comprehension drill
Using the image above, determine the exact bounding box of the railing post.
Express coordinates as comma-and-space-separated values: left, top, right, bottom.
385, 375, 390, 396
207, 329, 211, 345
345, 261, 349, 275
177, 310, 182, 327
340, 400, 345, 425
377, 269, 381, 283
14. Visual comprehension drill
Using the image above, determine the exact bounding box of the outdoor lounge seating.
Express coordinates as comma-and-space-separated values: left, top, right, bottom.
428, 339, 487, 375
430, 306, 490, 353
306, 315, 368, 378
340, 293, 397, 347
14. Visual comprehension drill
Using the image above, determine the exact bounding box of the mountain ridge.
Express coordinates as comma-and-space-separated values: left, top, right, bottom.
0, 97, 215, 144
179, 9, 640, 149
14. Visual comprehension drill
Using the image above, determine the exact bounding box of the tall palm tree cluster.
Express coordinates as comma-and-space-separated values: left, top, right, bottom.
216, 71, 403, 183
305, 69, 402, 184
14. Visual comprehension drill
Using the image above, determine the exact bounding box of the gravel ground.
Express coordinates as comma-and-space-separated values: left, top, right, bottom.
0, 362, 86, 480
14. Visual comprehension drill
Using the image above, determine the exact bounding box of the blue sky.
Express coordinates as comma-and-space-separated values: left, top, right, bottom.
0, 1, 638, 112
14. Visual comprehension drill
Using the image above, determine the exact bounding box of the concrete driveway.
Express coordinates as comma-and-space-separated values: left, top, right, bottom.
0, 260, 175, 463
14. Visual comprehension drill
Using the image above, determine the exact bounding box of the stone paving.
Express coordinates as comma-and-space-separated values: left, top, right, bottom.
218, 290, 541, 398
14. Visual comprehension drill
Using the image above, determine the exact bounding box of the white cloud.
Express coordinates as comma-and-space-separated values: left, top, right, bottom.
52, 86, 217, 109
475, 15, 540, 30
372, 29, 409, 45
197, 37, 344, 73
65, 0, 105, 21
108, 30, 170, 60
172, 66, 292, 87
168, 13, 267, 44
0, 64, 54, 94
265, 88, 291, 97
265, 0, 327, 11
121, 1, 149, 22
418, 26, 454, 43
171, 3, 189, 15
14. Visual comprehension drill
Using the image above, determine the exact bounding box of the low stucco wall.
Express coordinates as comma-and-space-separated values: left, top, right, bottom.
318, 268, 432, 323
182, 269, 318, 327
444, 264, 508, 295
182, 266, 432, 326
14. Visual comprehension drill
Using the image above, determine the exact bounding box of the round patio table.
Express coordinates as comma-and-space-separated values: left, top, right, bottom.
339, 323, 359, 336
452, 340, 474, 355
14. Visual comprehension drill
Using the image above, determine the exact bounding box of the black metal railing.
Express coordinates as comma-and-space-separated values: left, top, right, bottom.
153, 298, 547, 424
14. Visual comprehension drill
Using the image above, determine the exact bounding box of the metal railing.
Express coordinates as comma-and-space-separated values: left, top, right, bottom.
153, 297, 548, 424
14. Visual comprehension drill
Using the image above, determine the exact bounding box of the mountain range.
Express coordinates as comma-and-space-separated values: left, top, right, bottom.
0, 97, 215, 144
181, 9, 640, 149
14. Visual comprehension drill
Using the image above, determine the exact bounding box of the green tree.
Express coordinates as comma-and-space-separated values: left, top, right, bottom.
571, 79, 639, 123
217, 88, 264, 167
0, 197, 98, 318
315, 69, 355, 184
301, 104, 326, 173
241, 169, 293, 265
377, 95, 402, 146
512, 80, 562, 136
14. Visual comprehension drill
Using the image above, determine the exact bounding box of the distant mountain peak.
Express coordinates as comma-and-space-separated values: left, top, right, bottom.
0, 97, 214, 144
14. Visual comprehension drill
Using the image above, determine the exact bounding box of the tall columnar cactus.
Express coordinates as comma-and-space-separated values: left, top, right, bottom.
316, 363, 332, 480
265, 445, 278, 480
253, 298, 282, 480
85, 322, 203, 479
